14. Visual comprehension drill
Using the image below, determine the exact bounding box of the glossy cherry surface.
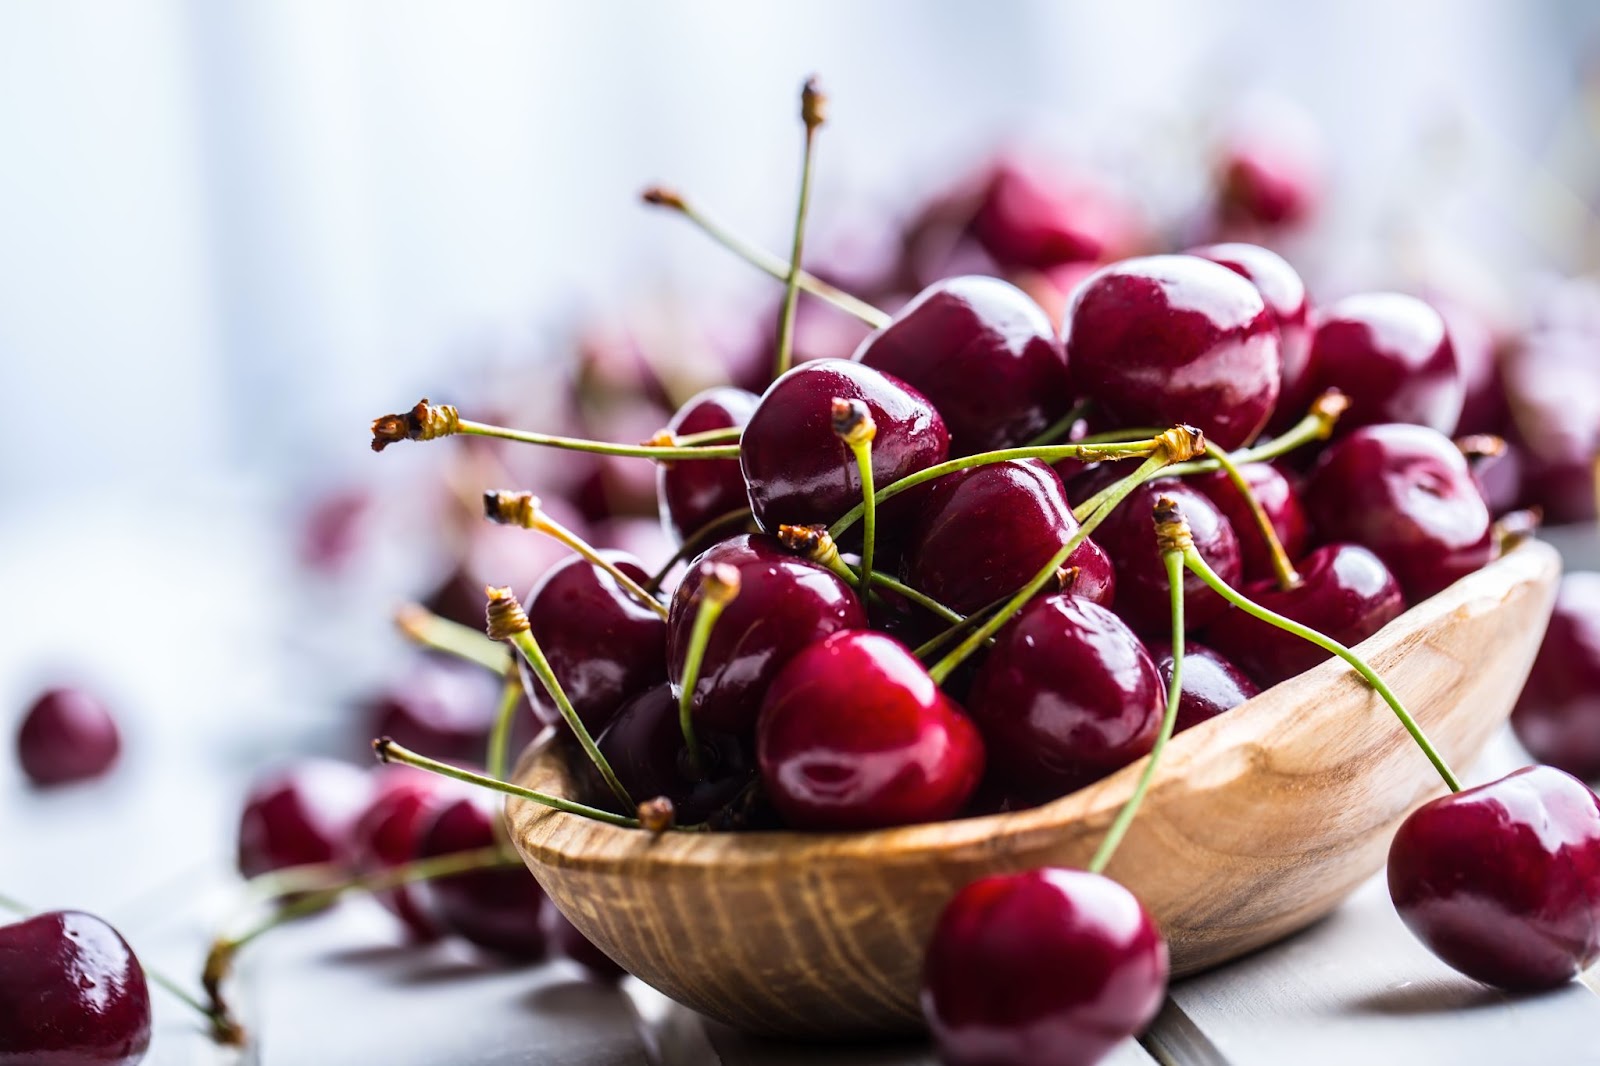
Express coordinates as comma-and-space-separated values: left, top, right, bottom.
739, 360, 949, 531
757, 631, 984, 830
667, 535, 865, 735
416, 796, 547, 959
968, 594, 1164, 801
657, 386, 760, 542
1092, 479, 1243, 635
1388, 765, 1600, 991
16, 687, 122, 787
1203, 543, 1405, 688
903, 459, 1113, 615
0, 911, 151, 1066
543, 907, 626, 982
1194, 461, 1310, 584
922, 868, 1168, 1066
968, 158, 1142, 270
364, 656, 504, 765
237, 758, 372, 879
1512, 573, 1600, 780
1303, 293, 1463, 434
349, 766, 450, 941
1064, 254, 1281, 450
853, 275, 1070, 455
1305, 424, 1494, 601
523, 551, 666, 735
1147, 640, 1260, 734
1189, 243, 1313, 432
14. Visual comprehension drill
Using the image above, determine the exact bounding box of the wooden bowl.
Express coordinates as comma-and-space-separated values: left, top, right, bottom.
506, 540, 1561, 1039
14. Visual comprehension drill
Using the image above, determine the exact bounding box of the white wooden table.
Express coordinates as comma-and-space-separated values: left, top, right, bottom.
6, 495, 1600, 1066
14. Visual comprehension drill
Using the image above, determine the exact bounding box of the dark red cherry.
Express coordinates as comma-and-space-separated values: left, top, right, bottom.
349, 766, 451, 941
1432, 295, 1508, 437
1194, 461, 1310, 585
757, 631, 984, 830
1213, 101, 1323, 230
1093, 479, 1243, 636
16, 687, 121, 787
415, 796, 546, 959
1203, 543, 1405, 688
853, 276, 1071, 455
1512, 573, 1600, 779
968, 594, 1164, 800
667, 534, 866, 735
1065, 254, 1281, 450
922, 868, 1167, 1066
1189, 243, 1313, 433
1303, 294, 1463, 434
237, 758, 372, 879
363, 656, 505, 765
968, 158, 1143, 270
1388, 765, 1600, 991
739, 360, 949, 532
1147, 640, 1260, 733
422, 509, 587, 629
543, 907, 626, 982
0, 911, 151, 1066
904, 459, 1114, 615
656, 386, 760, 542
522, 551, 666, 736
1305, 424, 1493, 600
1501, 331, 1600, 524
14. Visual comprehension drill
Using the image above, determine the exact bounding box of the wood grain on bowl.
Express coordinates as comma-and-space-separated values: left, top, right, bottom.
505, 540, 1561, 1039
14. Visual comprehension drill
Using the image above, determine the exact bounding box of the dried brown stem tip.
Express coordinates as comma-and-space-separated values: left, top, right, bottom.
370, 399, 460, 452
483, 489, 540, 528
830, 397, 876, 446
640, 185, 686, 210
1152, 496, 1195, 555
1310, 390, 1352, 435
372, 736, 396, 764
484, 585, 531, 642
777, 523, 836, 563
700, 561, 743, 605
1455, 434, 1508, 461
1155, 424, 1206, 463
637, 796, 676, 836
801, 76, 828, 129
1056, 565, 1083, 593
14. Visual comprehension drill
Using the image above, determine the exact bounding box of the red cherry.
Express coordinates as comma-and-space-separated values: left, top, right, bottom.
1388, 765, 1600, 991
903, 459, 1114, 615
422, 509, 587, 629
1147, 640, 1260, 733
1303, 294, 1463, 434
968, 594, 1164, 800
349, 766, 452, 941
853, 276, 1071, 455
1512, 573, 1600, 779
667, 535, 865, 735
1065, 254, 1282, 450
656, 386, 760, 542
16, 687, 121, 787
757, 631, 983, 830
363, 657, 506, 765
0, 911, 151, 1065
543, 907, 626, 982
237, 758, 372, 879
968, 158, 1143, 270
1213, 103, 1323, 230
1189, 243, 1313, 433
1194, 461, 1310, 585
739, 360, 949, 532
1305, 424, 1493, 600
1202, 543, 1405, 688
415, 796, 546, 959
922, 868, 1167, 1066
1432, 295, 1508, 437
1501, 331, 1600, 524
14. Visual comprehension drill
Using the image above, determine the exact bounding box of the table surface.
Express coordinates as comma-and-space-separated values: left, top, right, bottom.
6, 496, 1600, 1066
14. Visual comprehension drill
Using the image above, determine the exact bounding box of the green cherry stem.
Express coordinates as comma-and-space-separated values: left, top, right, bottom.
672, 425, 743, 447
832, 398, 877, 592
370, 399, 741, 460
1206, 442, 1301, 589
644, 506, 756, 594
393, 603, 513, 675
485, 673, 526, 782
1025, 399, 1096, 448
1163, 391, 1349, 478
909, 596, 1006, 660
775, 524, 964, 624
676, 563, 741, 779
774, 77, 826, 381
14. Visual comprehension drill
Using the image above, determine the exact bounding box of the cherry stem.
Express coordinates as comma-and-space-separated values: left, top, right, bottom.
774, 77, 826, 381
777, 523, 964, 624
640, 187, 891, 329
1026, 399, 1096, 448
485, 673, 526, 782
1162, 391, 1349, 478
832, 398, 878, 592
909, 596, 1005, 660
677, 563, 741, 779
484, 490, 669, 620
394, 603, 512, 675
1181, 541, 1462, 792
862, 569, 962, 624
644, 506, 756, 593
370, 399, 740, 459
671, 425, 743, 447
1207, 442, 1300, 589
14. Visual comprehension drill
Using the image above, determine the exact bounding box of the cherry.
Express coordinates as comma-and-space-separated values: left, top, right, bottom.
853, 276, 1071, 455
1511, 573, 1600, 780
349, 766, 452, 941
667, 534, 865, 735
522, 551, 666, 736
1432, 295, 1508, 437
1501, 331, 1600, 524
1303, 294, 1463, 434
967, 594, 1164, 801
1092, 479, 1243, 636
1194, 461, 1309, 585
1212, 100, 1323, 230
922, 868, 1167, 1066
236, 758, 372, 879
422, 510, 587, 630
757, 631, 984, 830
363, 656, 505, 765
968, 158, 1143, 271
1202, 543, 1405, 688
16, 687, 122, 787
414, 796, 546, 959
1305, 424, 1493, 601
903, 459, 1114, 615
543, 907, 626, 982
0, 910, 151, 1065
739, 360, 949, 532
1147, 640, 1260, 733
1064, 254, 1281, 450
656, 386, 760, 542
1388, 765, 1600, 991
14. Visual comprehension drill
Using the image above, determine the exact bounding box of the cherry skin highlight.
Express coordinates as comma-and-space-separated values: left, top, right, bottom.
0, 910, 152, 1066
1194, 461, 1310, 585
415, 796, 546, 960
757, 631, 984, 830
1303, 293, 1463, 434
1147, 640, 1260, 734
1388, 765, 1600, 991
1512, 572, 1600, 780
237, 758, 372, 879
656, 386, 760, 542
16, 687, 122, 787
922, 868, 1168, 1066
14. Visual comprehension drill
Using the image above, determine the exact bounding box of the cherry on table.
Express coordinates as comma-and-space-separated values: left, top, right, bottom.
1194, 460, 1309, 585
1147, 640, 1260, 733
0, 910, 151, 1066
1302, 293, 1463, 435
1512, 572, 1600, 780
415, 796, 547, 960
656, 386, 760, 543
237, 758, 373, 879
16, 687, 122, 787
543, 907, 627, 983
349, 766, 454, 941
